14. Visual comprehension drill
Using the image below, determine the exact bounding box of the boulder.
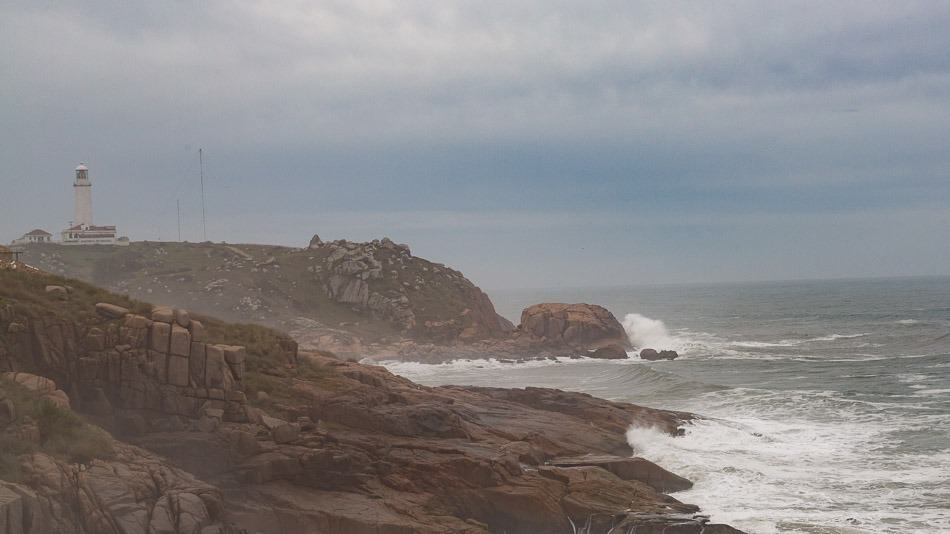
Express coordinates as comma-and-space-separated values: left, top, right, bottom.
590, 343, 628, 359
2, 372, 56, 394
174, 308, 191, 328
189, 320, 206, 342
272, 423, 300, 444
520, 303, 628, 350
150, 306, 174, 324
204, 345, 226, 389
95, 302, 129, 319
44, 285, 68, 299
640, 348, 679, 361
169, 324, 191, 356
150, 322, 171, 353
308, 234, 323, 249
548, 454, 693, 493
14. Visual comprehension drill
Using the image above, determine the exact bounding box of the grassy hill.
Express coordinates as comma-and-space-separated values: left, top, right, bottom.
16, 239, 511, 345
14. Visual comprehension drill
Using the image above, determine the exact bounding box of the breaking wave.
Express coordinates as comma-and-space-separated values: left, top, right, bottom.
626, 387, 950, 533
622, 312, 871, 358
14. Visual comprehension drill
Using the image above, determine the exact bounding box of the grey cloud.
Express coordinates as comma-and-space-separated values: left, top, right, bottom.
2, 1, 949, 286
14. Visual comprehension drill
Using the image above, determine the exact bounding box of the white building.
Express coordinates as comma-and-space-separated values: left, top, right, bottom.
60, 163, 126, 246
12, 229, 52, 245
73, 163, 92, 226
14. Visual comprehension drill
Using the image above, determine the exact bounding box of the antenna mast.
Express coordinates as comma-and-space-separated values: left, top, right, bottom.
199, 148, 207, 241
177, 199, 182, 241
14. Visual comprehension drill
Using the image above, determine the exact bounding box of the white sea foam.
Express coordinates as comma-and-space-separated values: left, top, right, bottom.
622, 313, 678, 350
913, 388, 950, 397
897, 319, 921, 325
621, 312, 873, 360
621, 313, 730, 356
626, 389, 950, 533
375, 355, 612, 382
730, 333, 868, 349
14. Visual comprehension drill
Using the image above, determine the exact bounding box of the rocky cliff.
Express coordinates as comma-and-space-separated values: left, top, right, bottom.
19, 238, 513, 348
367, 302, 631, 363
0, 269, 743, 533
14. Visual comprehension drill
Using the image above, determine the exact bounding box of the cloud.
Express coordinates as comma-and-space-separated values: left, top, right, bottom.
2, 1, 949, 286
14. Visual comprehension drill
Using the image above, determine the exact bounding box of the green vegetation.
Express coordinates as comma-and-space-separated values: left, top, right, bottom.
198, 315, 298, 373
0, 268, 150, 321
16, 241, 483, 341
0, 377, 114, 481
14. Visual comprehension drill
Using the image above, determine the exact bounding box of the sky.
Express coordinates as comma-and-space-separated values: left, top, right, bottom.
2, 1, 949, 289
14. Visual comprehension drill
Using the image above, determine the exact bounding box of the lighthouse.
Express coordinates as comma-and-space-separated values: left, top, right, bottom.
60, 163, 125, 245
73, 163, 93, 226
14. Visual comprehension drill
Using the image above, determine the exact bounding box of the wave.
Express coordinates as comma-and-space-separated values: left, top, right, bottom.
622, 313, 724, 355
622, 312, 871, 359
622, 313, 678, 350
625, 389, 950, 533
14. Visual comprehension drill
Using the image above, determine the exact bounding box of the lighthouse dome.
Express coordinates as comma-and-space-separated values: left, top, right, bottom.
75, 163, 88, 171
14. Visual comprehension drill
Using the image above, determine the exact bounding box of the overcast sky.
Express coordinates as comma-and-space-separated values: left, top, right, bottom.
2, 1, 949, 289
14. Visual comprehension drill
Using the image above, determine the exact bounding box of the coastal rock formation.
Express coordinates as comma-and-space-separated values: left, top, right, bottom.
312, 237, 513, 340
22, 239, 514, 345
0, 269, 745, 533
0, 296, 262, 424
590, 343, 629, 359
0, 446, 230, 534
640, 348, 679, 361
518, 303, 629, 351
548, 454, 693, 492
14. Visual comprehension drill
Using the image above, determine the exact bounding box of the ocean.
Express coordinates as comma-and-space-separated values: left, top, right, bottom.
380, 276, 950, 534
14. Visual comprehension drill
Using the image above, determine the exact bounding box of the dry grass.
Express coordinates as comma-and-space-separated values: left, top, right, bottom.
0, 377, 114, 481
0, 268, 150, 322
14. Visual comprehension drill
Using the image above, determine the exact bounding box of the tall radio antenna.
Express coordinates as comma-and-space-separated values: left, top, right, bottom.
176, 199, 182, 241
199, 148, 207, 241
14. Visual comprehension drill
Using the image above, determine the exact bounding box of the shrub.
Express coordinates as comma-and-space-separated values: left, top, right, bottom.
0, 378, 114, 480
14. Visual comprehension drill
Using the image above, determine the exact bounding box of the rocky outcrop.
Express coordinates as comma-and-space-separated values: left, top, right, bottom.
0, 299, 256, 425
22, 239, 516, 346
0, 372, 70, 408
590, 343, 629, 359
123, 354, 741, 534
518, 303, 629, 351
548, 454, 693, 492
640, 348, 679, 361
311, 237, 513, 340
0, 445, 232, 534
0, 269, 746, 534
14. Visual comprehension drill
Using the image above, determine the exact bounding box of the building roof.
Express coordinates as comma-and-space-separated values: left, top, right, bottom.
64, 224, 116, 232
24, 229, 52, 236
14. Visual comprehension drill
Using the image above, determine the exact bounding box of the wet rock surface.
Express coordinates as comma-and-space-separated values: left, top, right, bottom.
640, 348, 680, 361
519, 303, 629, 351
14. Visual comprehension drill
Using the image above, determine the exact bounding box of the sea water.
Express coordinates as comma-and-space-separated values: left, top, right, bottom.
380, 276, 950, 533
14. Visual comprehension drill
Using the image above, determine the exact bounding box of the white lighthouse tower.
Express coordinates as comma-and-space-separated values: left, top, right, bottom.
73, 163, 93, 226
61, 163, 124, 245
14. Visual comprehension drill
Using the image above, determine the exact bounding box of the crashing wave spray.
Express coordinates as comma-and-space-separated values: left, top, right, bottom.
623, 313, 678, 350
